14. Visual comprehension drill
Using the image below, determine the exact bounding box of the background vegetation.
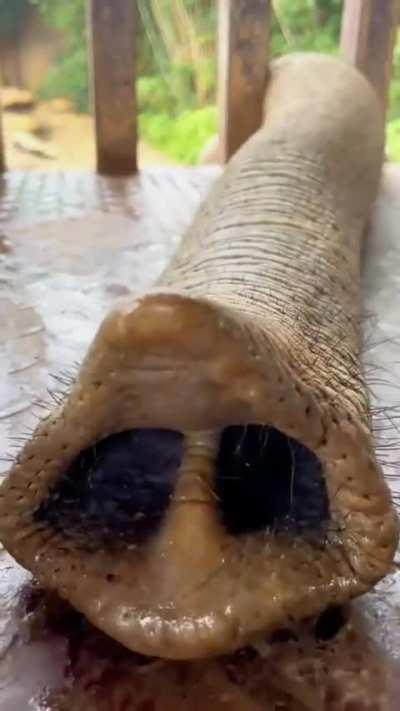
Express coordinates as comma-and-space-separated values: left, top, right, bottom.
0, 0, 30, 37
4, 0, 400, 162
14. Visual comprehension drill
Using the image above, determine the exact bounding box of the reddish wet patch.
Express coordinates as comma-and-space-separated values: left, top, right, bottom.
3, 567, 396, 711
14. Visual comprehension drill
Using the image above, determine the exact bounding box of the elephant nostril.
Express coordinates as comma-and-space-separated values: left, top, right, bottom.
314, 606, 347, 640
215, 425, 329, 536
33, 429, 184, 549
34, 424, 329, 548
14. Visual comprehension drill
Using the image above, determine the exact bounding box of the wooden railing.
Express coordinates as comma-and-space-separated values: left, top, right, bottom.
89, 0, 137, 175
0, 0, 398, 176
340, 0, 398, 112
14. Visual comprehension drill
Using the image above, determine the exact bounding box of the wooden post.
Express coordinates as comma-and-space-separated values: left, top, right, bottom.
218, 0, 271, 163
0, 80, 5, 173
340, 0, 398, 114
88, 0, 137, 175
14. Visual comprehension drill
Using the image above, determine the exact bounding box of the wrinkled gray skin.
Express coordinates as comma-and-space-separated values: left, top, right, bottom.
0, 53, 398, 660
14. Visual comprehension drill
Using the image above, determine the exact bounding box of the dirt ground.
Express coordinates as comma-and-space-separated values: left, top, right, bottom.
1, 100, 173, 171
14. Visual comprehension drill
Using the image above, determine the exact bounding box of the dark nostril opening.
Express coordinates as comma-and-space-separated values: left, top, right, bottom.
34, 429, 184, 549
314, 606, 347, 641
270, 628, 298, 644
215, 425, 329, 536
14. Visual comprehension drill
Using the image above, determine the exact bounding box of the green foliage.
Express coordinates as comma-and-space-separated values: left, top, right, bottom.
386, 37, 400, 160
386, 119, 400, 162
137, 0, 216, 104
137, 75, 173, 115
137, 64, 202, 115
32, 0, 85, 45
139, 105, 217, 164
38, 47, 89, 112
388, 39, 400, 122
33, 0, 89, 111
270, 0, 341, 56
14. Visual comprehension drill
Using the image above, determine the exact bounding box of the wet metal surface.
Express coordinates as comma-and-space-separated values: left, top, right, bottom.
0, 164, 399, 708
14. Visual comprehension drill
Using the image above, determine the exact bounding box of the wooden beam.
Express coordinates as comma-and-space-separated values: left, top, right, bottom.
0, 81, 5, 173
88, 0, 137, 175
340, 0, 398, 114
218, 0, 271, 162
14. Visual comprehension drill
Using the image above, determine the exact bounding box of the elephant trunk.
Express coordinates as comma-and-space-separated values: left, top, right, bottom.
161, 53, 383, 417
0, 53, 397, 660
